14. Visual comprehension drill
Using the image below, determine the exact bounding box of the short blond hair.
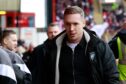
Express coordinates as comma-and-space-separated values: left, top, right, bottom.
64, 6, 85, 18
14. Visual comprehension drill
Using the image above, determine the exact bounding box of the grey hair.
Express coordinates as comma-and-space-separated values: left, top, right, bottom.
64, 6, 85, 18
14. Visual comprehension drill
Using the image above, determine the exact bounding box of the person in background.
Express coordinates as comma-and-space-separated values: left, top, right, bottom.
1, 29, 17, 52
22, 42, 35, 66
1, 29, 32, 84
17, 39, 27, 58
47, 22, 62, 40
28, 22, 61, 84
109, 21, 126, 84
45, 6, 119, 84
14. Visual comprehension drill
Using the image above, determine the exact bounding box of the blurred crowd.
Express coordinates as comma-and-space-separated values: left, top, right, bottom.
56, 0, 94, 29
56, 0, 126, 43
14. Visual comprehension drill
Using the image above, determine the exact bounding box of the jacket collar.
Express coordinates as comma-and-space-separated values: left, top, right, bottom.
54, 29, 91, 84
62, 34, 87, 49
56, 29, 91, 46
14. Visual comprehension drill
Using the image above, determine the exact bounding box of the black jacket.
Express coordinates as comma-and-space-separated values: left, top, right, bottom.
45, 28, 119, 84
29, 39, 52, 84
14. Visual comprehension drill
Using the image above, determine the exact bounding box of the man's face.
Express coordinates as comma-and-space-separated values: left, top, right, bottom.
4, 34, 18, 51
64, 14, 85, 43
47, 26, 60, 39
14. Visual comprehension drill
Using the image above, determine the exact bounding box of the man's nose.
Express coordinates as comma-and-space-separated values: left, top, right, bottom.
52, 32, 56, 36
69, 25, 74, 31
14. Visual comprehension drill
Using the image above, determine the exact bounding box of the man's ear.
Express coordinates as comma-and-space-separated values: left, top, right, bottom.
3, 38, 8, 45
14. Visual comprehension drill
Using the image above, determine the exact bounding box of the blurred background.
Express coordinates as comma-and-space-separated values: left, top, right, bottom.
0, 0, 126, 47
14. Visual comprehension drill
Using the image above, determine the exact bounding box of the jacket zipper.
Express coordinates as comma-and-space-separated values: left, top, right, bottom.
72, 51, 76, 84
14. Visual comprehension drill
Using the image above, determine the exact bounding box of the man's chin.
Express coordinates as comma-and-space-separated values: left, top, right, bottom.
12, 49, 17, 52
69, 38, 77, 43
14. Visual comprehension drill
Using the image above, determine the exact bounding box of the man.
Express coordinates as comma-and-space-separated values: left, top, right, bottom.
29, 22, 61, 84
0, 47, 17, 84
1, 29, 17, 52
1, 30, 32, 84
45, 6, 119, 84
47, 22, 61, 40
109, 22, 126, 84
22, 42, 35, 66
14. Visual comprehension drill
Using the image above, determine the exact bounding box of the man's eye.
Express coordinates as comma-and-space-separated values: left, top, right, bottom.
74, 23, 78, 25
66, 23, 70, 26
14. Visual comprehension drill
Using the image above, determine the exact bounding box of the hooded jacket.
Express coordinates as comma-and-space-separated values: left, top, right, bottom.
45, 28, 119, 84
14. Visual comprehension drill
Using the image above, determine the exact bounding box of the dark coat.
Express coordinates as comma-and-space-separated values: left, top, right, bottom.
45, 28, 119, 84
29, 39, 52, 84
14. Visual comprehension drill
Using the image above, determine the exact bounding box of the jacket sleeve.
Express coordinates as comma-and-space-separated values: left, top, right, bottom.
0, 64, 17, 84
13, 64, 32, 84
12, 52, 32, 84
31, 44, 47, 84
98, 42, 119, 84
0, 51, 17, 84
0, 76, 16, 84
